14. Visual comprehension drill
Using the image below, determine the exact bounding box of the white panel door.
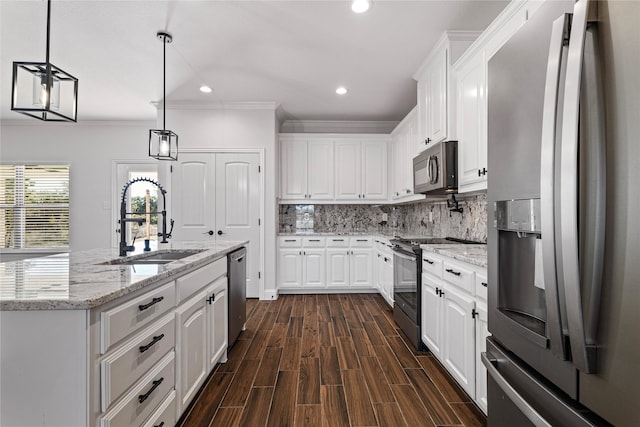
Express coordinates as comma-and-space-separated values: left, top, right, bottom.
442, 285, 475, 397
176, 291, 208, 414
456, 54, 487, 188
421, 274, 443, 359
391, 137, 403, 199
278, 249, 302, 288
427, 47, 448, 144
350, 248, 373, 287
280, 139, 307, 199
475, 302, 489, 414
334, 141, 361, 200
383, 254, 394, 306
171, 154, 215, 241
326, 249, 350, 288
307, 140, 334, 200
361, 140, 388, 200
303, 249, 326, 288
215, 153, 261, 298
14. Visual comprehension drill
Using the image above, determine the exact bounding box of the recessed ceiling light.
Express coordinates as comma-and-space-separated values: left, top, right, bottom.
336, 86, 348, 95
351, 0, 371, 13
199, 85, 212, 93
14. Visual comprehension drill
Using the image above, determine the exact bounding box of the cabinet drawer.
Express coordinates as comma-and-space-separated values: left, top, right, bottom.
326, 236, 349, 247
302, 237, 326, 247
101, 281, 175, 354
422, 253, 443, 279
442, 261, 474, 294
279, 237, 302, 247
475, 271, 488, 302
350, 237, 372, 247
176, 258, 226, 304
101, 313, 175, 411
141, 390, 176, 427
99, 351, 175, 427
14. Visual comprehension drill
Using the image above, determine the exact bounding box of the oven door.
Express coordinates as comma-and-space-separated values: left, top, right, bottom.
393, 248, 419, 321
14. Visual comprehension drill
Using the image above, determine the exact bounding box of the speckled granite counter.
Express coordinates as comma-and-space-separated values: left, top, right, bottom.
0, 240, 247, 311
420, 244, 487, 268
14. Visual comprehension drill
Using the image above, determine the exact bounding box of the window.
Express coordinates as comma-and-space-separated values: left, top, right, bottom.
0, 165, 69, 250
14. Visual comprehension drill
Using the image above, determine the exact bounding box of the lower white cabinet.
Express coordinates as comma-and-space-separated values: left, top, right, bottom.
208, 277, 228, 370
374, 237, 394, 307
442, 284, 476, 397
420, 250, 489, 414
278, 236, 374, 291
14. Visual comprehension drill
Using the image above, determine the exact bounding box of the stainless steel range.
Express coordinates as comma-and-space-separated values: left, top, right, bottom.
391, 236, 482, 350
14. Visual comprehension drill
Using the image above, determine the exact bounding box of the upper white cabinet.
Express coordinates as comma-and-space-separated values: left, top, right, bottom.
414, 32, 479, 148
452, 0, 544, 192
280, 134, 388, 203
280, 137, 334, 200
390, 107, 423, 201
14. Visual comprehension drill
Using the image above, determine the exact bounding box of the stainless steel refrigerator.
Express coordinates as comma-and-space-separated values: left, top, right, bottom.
485, 0, 639, 425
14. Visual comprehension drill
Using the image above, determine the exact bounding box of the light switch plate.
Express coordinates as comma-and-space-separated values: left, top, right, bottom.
382, 213, 388, 221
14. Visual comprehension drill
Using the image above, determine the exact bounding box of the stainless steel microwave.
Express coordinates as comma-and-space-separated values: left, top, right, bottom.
413, 141, 458, 195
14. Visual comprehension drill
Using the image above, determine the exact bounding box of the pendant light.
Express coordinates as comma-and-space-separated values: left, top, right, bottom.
11, 0, 78, 122
149, 31, 178, 161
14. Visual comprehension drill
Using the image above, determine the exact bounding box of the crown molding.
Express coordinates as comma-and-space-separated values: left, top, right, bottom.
153, 101, 280, 111
280, 120, 399, 134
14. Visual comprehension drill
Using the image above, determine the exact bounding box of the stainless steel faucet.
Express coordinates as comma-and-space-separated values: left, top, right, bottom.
118, 177, 174, 256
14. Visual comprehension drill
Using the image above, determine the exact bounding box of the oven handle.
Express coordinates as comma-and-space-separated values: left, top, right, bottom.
393, 250, 416, 263
482, 352, 552, 427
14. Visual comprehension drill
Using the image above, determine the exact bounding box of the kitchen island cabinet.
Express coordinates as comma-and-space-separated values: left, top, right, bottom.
0, 240, 245, 427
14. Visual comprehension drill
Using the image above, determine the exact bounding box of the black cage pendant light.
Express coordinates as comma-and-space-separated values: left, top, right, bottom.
149, 31, 178, 161
11, 0, 78, 122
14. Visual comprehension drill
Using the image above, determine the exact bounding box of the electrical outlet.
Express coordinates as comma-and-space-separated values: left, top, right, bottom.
429, 211, 433, 223
382, 213, 388, 221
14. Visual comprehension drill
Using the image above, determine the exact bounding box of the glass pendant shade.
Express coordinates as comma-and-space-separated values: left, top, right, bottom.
11, 0, 78, 122
149, 129, 178, 161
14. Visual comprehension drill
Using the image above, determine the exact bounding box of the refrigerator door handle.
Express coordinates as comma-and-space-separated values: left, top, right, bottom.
482, 352, 553, 427
540, 12, 571, 359
559, 0, 602, 373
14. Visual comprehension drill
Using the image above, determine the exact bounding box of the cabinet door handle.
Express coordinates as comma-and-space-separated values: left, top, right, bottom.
208, 293, 215, 304
472, 308, 478, 319
138, 296, 164, 311
138, 377, 164, 404
154, 422, 165, 427
435, 287, 440, 296
299, 250, 302, 255
425, 138, 431, 145
303, 251, 306, 255
423, 258, 434, 265
481, 282, 488, 287
445, 268, 461, 277
139, 334, 165, 353
362, 194, 365, 198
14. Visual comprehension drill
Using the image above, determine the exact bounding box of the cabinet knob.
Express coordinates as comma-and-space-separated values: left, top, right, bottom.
425, 138, 431, 145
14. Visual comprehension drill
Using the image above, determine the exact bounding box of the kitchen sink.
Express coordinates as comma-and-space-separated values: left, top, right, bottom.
99, 249, 205, 266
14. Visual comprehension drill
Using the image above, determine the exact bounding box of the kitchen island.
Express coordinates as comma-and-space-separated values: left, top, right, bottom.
0, 240, 247, 427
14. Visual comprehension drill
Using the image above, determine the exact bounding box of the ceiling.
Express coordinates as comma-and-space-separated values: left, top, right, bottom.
0, 1, 508, 123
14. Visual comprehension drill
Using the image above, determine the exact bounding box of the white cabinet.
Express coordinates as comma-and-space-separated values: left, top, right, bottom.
442, 284, 476, 398
327, 248, 350, 288
280, 137, 334, 200
351, 248, 373, 287
302, 248, 326, 287
207, 277, 228, 370
335, 139, 388, 201
390, 108, 423, 202
451, 0, 542, 193
414, 32, 478, 147
176, 290, 209, 414
474, 301, 489, 414
421, 273, 444, 359
374, 237, 394, 307
278, 249, 303, 288
279, 134, 388, 203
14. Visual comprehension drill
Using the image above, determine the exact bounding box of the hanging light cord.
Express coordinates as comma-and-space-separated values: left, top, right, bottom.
44, 0, 52, 109
162, 33, 166, 132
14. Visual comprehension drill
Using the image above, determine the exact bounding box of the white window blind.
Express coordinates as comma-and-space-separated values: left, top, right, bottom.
0, 165, 69, 249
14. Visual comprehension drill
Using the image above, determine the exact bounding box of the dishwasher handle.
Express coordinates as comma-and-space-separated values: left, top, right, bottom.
230, 248, 247, 262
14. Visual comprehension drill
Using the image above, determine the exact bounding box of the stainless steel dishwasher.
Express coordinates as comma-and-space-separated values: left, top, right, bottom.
227, 247, 246, 347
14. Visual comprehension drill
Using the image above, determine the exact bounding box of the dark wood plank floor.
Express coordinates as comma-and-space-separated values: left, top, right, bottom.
178, 294, 486, 427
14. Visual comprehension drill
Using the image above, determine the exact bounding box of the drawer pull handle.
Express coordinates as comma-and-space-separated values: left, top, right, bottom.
423, 258, 434, 265
446, 268, 461, 276
154, 422, 165, 427
481, 282, 488, 287
139, 334, 165, 353
309, 239, 320, 242
356, 239, 368, 242
138, 377, 164, 404
284, 239, 297, 242
333, 239, 344, 242
138, 296, 164, 311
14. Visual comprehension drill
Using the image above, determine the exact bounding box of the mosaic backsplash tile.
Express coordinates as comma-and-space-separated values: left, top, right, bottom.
278, 193, 487, 242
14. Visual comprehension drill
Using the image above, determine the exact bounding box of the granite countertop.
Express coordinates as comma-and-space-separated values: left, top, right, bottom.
0, 240, 248, 311
420, 244, 487, 268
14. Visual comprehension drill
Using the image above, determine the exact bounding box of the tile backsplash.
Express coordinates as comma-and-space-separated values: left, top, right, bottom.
279, 193, 487, 242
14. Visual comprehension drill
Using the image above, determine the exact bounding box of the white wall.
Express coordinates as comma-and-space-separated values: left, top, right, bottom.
162, 106, 279, 299
1, 106, 279, 299
0, 120, 154, 251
